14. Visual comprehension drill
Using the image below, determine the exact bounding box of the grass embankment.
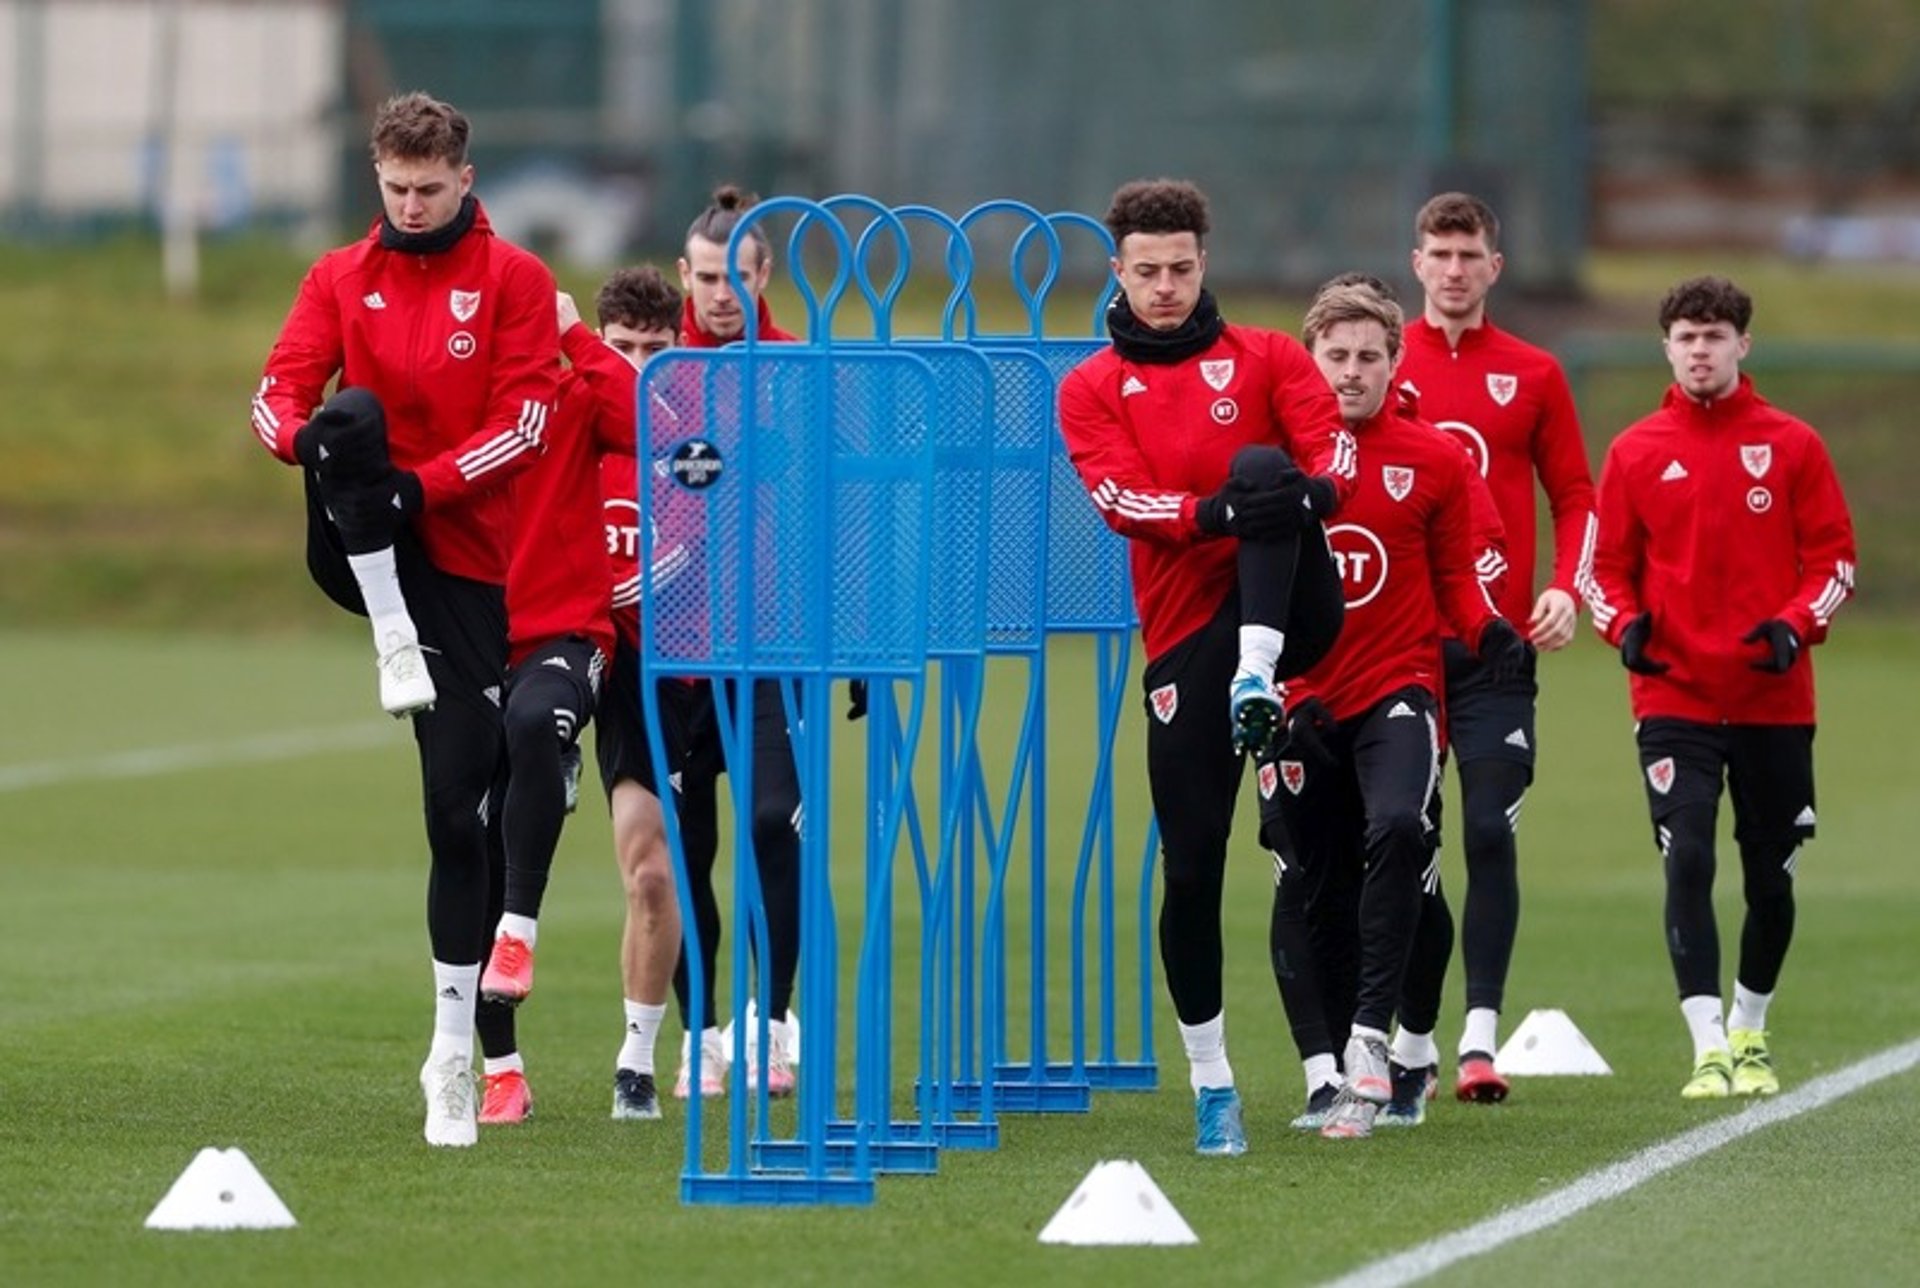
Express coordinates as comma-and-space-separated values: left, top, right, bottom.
2, 238, 1915, 628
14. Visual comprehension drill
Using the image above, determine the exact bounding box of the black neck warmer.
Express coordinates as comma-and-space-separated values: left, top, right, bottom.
1106, 289, 1226, 365
380, 194, 478, 254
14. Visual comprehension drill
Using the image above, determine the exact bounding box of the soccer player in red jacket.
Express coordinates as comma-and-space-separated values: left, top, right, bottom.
1584, 276, 1855, 1100
1059, 178, 1357, 1156
1257, 280, 1525, 1139
660, 187, 808, 1102
1396, 192, 1597, 1102
249, 93, 557, 1147
464, 274, 667, 1126
553, 265, 701, 1121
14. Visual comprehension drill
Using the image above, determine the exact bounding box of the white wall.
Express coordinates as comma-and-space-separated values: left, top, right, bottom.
0, 0, 341, 222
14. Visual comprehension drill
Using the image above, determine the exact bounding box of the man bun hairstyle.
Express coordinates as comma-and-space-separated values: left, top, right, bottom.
369, 92, 470, 166
1302, 279, 1405, 356
1414, 191, 1500, 251
686, 183, 772, 268
596, 265, 683, 333
1104, 179, 1211, 248
1658, 275, 1752, 334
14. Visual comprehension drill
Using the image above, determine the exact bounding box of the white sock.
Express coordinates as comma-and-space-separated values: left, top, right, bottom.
430, 959, 480, 1060
1237, 625, 1284, 682
1303, 1052, 1339, 1096
1728, 983, 1772, 1033
1680, 994, 1728, 1060
619, 1000, 667, 1074
1180, 1012, 1233, 1092
1459, 1007, 1500, 1059
483, 1052, 524, 1077
495, 911, 538, 949
1392, 1027, 1440, 1069
1349, 1023, 1390, 1046
347, 547, 418, 645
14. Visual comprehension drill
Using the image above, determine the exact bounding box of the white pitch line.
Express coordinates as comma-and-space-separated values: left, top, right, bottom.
0, 723, 400, 793
1322, 1037, 1920, 1288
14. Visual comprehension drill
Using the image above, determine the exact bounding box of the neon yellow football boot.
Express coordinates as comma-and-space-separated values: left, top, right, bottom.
1729, 1029, 1780, 1096
1681, 1048, 1733, 1100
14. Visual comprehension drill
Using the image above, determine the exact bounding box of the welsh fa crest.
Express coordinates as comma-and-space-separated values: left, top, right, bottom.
1740, 444, 1772, 479
450, 289, 481, 322
1280, 760, 1306, 795
1257, 762, 1278, 800
1149, 683, 1179, 724
1486, 373, 1517, 406
1199, 359, 1235, 392
1647, 756, 1676, 795
1382, 465, 1415, 502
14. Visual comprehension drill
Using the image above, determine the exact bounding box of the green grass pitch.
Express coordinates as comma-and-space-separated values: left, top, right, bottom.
2, 620, 1916, 1286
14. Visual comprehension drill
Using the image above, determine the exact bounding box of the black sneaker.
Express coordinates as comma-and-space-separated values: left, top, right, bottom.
612, 1068, 661, 1120
560, 745, 583, 816
1289, 1081, 1341, 1131
1379, 1061, 1438, 1127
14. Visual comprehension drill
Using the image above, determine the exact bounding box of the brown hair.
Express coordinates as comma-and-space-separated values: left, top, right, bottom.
686, 183, 772, 268
1414, 191, 1500, 251
1302, 280, 1404, 356
1104, 179, 1211, 248
1658, 275, 1752, 334
1320, 270, 1399, 304
369, 92, 470, 166
596, 265, 682, 332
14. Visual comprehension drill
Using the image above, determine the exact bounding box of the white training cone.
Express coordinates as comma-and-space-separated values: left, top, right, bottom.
145, 1147, 297, 1231
1494, 1008, 1613, 1076
1038, 1160, 1198, 1246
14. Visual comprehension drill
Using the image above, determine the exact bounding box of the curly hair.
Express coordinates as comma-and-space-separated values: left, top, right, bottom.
1414, 191, 1500, 251
595, 265, 682, 333
369, 92, 469, 166
1103, 179, 1211, 247
686, 183, 772, 268
1658, 275, 1752, 334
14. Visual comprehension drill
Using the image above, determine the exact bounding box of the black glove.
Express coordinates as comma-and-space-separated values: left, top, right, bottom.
1194, 475, 1295, 540
1742, 620, 1801, 673
298, 395, 391, 481
1286, 474, 1339, 519
330, 469, 424, 544
847, 678, 869, 721
292, 421, 326, 471
1280, 697, 1339, 768
1619, 611, 1670, 676
1477, 618, 1534, 685
1259, 473, 1340, 535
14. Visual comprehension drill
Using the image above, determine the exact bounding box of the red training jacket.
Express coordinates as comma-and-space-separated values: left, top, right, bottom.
1059, 323, 1359, 662
505, 366, 623, 667
251, 201, 558, 584
1284, 395, 1504, 722
1583, 375, 1856, 724
1398, 316, 1595, 627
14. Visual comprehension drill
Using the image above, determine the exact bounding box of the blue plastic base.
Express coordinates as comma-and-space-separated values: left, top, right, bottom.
994, 1059, 1157, 1091
682, 1172, 876, 1206
752, 1129, 939, 1176
935, 1075, 1093, 1114
1081, 1060, 1158, 1091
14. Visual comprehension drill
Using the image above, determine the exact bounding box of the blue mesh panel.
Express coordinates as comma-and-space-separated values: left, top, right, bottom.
896, 344, 992, 656
977, 349, 1053, 651
1011, 338, 1137, 633
637, 348, 937, 673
